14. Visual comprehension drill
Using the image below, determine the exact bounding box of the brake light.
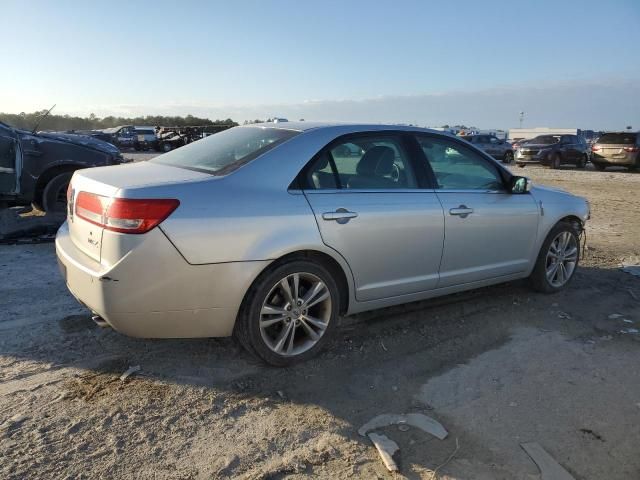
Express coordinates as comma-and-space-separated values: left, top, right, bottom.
623, 146, 639, 153
591, 145, 600, 152
75, 192, 179, 234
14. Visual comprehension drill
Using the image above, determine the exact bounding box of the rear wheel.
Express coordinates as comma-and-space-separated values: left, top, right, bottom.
549, 153, 561, 169
576, 154, 587, 169
529, 222, 580, 293
42, 172, 72, 213
234, 260, 339, 366
503, 151, 514, 164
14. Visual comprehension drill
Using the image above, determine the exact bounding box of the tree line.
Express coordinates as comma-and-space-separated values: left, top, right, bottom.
0, 111, 238, 132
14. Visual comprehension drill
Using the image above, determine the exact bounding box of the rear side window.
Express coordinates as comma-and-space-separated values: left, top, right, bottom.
152, 127, 299, 175
597, 133, 637, 145
416, 136, 505, 191
306, 135, 417, 190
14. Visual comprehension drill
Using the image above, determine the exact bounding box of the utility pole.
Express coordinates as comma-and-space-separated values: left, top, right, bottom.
519, 111, 525, 128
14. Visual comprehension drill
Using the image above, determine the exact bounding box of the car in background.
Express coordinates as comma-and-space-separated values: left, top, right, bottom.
590, 131, 639, 171
0, 121, 123, 213
101, 125, 138, 149
57, 122, 589, 365
515, 134, 589, 169
133, 127, 158, 151
459, 134, 514, 163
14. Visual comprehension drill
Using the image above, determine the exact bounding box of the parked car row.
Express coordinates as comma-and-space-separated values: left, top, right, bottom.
507, 131, 638, 172
95, 125, 233, 152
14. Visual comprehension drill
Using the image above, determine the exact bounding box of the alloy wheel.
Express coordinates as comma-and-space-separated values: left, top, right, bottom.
545, 231, 578, 287
259, 272, 332, 356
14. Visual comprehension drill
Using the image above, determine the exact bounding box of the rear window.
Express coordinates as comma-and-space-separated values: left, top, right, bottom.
151, 127, 299, 175
528, 135, 561, 145
597, 133, 637, 145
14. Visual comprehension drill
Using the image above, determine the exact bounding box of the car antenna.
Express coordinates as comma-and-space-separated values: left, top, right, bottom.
31, 104, 56, 134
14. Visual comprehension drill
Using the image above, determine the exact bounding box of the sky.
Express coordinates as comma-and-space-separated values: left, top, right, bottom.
1, 0, 639, 129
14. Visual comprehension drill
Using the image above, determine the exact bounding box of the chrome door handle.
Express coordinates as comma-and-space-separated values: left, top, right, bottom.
449, 205, 474, 218
322, 208, 358, 224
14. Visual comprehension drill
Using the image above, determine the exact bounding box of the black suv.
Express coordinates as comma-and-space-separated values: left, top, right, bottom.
515, 134, 590, 169
0, 122, 123, 212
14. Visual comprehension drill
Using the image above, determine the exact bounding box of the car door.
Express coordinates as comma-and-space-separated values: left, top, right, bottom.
0, 124, 20, 195
483, 136, 498, 157
487, 136, 504, 157
560, 135, 577, 162
301, 133, 445, 302
414, 134, 540, 288
474, 135, 489, 155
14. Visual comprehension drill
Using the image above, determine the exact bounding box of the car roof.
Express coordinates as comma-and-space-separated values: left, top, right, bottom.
240, 121, 445, 135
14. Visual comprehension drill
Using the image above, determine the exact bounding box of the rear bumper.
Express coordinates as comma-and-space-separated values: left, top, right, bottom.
55, 222, 270, 338
591, 153, 637, 166
515, 157, 543, 165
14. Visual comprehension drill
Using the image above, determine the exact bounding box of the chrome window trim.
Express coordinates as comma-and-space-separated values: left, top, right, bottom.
301, 188, 438, 194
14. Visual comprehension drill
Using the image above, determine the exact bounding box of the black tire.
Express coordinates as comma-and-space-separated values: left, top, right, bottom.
576, 154, 587, 169
593, 163, 606, 171
162, 143, 172, 153
234, 259, 340, 366
529, 221, 580, 293
503, 151, 514, 164
42, 172, 73, 213
549, 152, 561, 169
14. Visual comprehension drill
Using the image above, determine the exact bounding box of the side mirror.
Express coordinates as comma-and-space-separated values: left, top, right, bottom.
510, 176, 531, 194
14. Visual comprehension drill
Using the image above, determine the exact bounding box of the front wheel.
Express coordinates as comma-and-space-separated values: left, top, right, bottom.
234, 260, 340, 366
529, 222, 580, 293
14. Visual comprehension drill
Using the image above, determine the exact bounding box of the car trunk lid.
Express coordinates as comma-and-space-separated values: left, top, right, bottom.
67, 162, 211, 263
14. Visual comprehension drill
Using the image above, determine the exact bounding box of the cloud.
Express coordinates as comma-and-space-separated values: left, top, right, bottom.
61, 79, 640, 130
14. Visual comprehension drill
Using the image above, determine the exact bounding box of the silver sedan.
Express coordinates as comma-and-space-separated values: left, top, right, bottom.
56, 123, 589, 365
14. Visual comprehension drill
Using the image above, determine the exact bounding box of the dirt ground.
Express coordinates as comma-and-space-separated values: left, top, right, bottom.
1, 162, 639, 479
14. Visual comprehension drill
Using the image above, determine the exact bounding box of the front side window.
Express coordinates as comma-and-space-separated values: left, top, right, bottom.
152, 126, 299, 175
416, 136, 505, 191
306, 135, 417, 190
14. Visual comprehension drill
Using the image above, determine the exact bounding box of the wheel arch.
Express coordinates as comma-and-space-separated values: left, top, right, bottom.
242, 249, 353, 316
557, 215, 584, 232
33, 163, 81, 209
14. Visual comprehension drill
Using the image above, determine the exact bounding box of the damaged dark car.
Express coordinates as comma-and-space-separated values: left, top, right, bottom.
0, 121, 124, 213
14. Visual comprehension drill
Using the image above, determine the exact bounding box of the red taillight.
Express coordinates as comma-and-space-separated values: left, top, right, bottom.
623, 146, 639, 153
591, 145, 600, 152
75, 192, 179, 234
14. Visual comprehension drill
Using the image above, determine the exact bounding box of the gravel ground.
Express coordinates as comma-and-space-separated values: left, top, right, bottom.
1, 163, 639, 479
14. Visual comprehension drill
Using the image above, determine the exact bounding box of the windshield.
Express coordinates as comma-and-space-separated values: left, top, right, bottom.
597, 132, 637, 145
151, 127, 299, 175
527, 135, 561, 145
